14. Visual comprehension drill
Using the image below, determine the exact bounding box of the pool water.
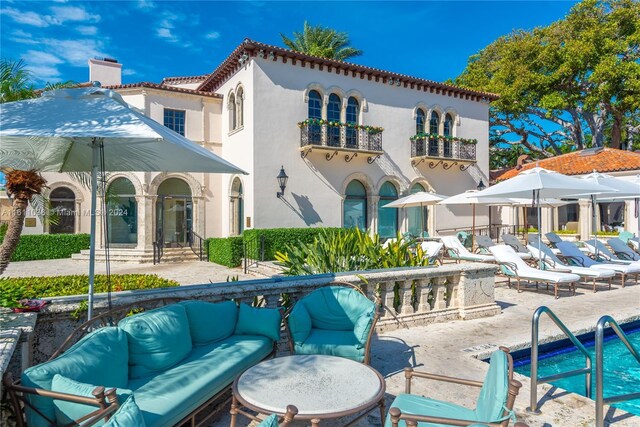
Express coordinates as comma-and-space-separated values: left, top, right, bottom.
512, 323, 640, 416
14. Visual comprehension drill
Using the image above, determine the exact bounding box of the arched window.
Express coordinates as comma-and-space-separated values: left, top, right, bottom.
228, 93, 236, 131
443, 113, 453, 157
407, 183, 428, 238
50, 187, 75, 234
236, 87, 244, 128
327, 93, 341, 147
346, 97, 359, 147
308, 90, 322, 119
377, 182, 398, 238
107, 178, 137, 244
429, 111, 440, 135
230, 178, 244, 236
416, 108, 426, 135
344, 180, 367, 231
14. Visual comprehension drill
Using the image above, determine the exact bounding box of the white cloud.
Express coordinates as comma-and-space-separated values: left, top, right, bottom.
136, 0, 156, 10
49, 6, 100, 24
156, 27, 179, 43
23, 50, 64, 83
44, 38, 106, 67
122, 69, 136, 76
1, 7, 51, 27
10, 29, 39, 45
25, 65, 62, 83
77, 25, 98, 35
205, 31, 220, 40
26, 50, 64, 66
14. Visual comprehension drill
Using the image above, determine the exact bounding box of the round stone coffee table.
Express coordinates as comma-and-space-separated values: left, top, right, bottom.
230, 355, 386, 426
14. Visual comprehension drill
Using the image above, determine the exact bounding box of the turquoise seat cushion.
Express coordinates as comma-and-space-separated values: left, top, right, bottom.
475, 350, 509, 421
294, 329, 365, 362
257, 413, 279, 427
179, 300, 238, 344
21, 327, 129, 427
127, 334, 273, 427
234, 303, 282, 341
51, 374, 132, 426
385, 393, 478, 427
287, 303, 312, 343
302, 286, 375, 331
119, 304, 193, 379
104, 395, 147, 427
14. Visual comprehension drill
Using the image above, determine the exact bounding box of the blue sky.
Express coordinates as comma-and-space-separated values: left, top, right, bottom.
1, 1, 578, 86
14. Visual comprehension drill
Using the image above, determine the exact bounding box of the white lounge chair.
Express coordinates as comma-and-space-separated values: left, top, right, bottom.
583, 240, 640, 266
489, 245, 580, 298
440, 236, 495, 263
556, 241, 640, 287
527, 243, 614, 292
420, 241, 444, 265
499, 234, 533, 259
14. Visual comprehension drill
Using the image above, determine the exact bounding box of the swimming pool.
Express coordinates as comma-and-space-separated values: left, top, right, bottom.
510, 320, 640, 416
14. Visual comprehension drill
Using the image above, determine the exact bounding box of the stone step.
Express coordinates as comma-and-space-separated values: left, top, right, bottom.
71, 247, 203, 263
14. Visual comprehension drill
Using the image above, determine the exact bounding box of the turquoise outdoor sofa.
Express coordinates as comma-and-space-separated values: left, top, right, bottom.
285, 282, 379, 364
5, 299, 282, 427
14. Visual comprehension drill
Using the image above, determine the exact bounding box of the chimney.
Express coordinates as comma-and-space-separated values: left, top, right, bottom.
88, 57, 122, 86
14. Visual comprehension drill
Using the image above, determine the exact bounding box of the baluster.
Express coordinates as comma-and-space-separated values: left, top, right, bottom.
380, 281, 396, 318
416, 278, 432, 313
448, 275, 459, 307
434, 277, 448, 310
399, 280, 415, 315
340, 125, 346, 148
321, 123, 327, 146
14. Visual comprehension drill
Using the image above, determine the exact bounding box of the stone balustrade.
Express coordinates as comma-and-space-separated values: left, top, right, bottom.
8, 263, 499, 369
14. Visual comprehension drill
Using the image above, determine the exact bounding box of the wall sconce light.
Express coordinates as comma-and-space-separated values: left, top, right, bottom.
276, 166, 288, 198
477, 180, 486, 191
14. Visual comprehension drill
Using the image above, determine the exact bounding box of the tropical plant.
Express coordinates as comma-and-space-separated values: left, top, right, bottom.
274, 228, 429, 275
455, 0, 640, 164
281, 21, 363, 61
0, 59, 76, 275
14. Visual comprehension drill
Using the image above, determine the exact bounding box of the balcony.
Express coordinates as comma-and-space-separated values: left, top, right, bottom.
410, 134, 477, 170
299, 120, 384, 163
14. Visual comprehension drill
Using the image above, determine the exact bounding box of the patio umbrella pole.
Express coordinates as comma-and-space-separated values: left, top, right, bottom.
536, 189, 542, 269
472, 204, 476, 250
591, 194, 598, 258
87, 138, 100, 320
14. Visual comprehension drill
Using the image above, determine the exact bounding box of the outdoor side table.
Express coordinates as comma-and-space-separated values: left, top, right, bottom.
230, 354, 386, 426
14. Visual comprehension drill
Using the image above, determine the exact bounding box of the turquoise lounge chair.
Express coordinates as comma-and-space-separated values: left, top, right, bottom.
386, 347, 523, 427
607, 238, 640, 261
285, 282, 379, 364
256, 406, 297, 426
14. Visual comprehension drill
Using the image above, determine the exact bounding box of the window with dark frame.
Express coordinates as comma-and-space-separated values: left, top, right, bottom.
164, 109, 186, 136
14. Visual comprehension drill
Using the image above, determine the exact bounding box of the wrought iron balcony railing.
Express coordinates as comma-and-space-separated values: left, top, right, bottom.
410, 135, 477, 162
300, 121, 383, 154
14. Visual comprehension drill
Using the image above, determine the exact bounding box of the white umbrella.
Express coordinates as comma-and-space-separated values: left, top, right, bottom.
475, 167, 616, 268
383, 191, 447, 237
0, 87, 246, 318
439, 190, 567, 248
578, 172, 640, 253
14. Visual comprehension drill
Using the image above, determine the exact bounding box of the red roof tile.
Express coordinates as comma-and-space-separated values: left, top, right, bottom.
494, 148, 640, 181
104, 82, 221, 98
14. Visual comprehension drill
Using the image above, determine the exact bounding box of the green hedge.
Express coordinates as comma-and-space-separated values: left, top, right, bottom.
208, 236, 244, 267
243, 227, 344, 261
0, 232, 90, 261
0, 274, 179, 308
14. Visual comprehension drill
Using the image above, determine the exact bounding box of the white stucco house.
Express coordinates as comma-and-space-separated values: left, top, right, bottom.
21, 40, 498, 261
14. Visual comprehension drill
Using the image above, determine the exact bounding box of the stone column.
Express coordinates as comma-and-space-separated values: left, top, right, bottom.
579, 200, 592, 240
369, 195, 379, 235
136, 195, 154, 251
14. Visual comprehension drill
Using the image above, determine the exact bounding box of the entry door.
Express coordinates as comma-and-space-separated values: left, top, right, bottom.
158, 197, 193, 247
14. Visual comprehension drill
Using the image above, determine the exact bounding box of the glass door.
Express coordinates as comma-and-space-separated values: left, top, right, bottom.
158, 197, 193, 247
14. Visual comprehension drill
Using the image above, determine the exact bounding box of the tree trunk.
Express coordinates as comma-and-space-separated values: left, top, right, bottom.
610, 111, 623, 149
0, 197, 28, 275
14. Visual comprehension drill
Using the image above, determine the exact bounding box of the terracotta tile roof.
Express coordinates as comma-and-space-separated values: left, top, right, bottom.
493, 148, 640, 182
104, 82, 221, 98
197, 38, 500, 102
161, 75, 209, 85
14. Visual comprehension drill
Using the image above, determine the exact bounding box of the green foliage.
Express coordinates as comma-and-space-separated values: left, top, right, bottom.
456, 0, 640, 163
275, 228, 429, 276
281, 21, 363, 61
553, 229, 580, 235
517, 227, 539, 233
207, 236, 244, 267
0, 282, 25, 308
592, 231, 620, 236
243, 227, 344, 261
70, 300, 88, 320
0, 274, 179, 308
0, 233, 90, 261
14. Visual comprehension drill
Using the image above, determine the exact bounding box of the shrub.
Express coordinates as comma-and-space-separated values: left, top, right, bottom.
243, 227, 344, 260
275, 228, 429, 275
0, 232, 90, 261
554, 229, 579, 235
0, 274, 179, 307
208, 236, 244, 267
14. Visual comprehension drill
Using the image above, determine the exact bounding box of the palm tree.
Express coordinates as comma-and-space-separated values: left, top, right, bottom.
0, 59, 74, 274
280, 22, 363, 61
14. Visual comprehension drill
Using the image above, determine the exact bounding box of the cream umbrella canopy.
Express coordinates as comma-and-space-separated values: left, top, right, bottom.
383, 192, 447, 237
0, 87, 247, 318
474, 167, 616, 268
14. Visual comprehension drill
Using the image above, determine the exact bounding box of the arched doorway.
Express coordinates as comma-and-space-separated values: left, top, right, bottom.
156, 178, 192, 247
230, 177, 244, 236
377, 181, 398, 238
408, 183, 428, 237
107, 178, 137, 244
344, 180, 367, 231
50, 187, 76, 234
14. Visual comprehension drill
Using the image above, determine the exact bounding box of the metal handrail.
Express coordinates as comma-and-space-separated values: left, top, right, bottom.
528, 306, 592, 414
188, 230, 207, 261
595, 315, 640, 427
